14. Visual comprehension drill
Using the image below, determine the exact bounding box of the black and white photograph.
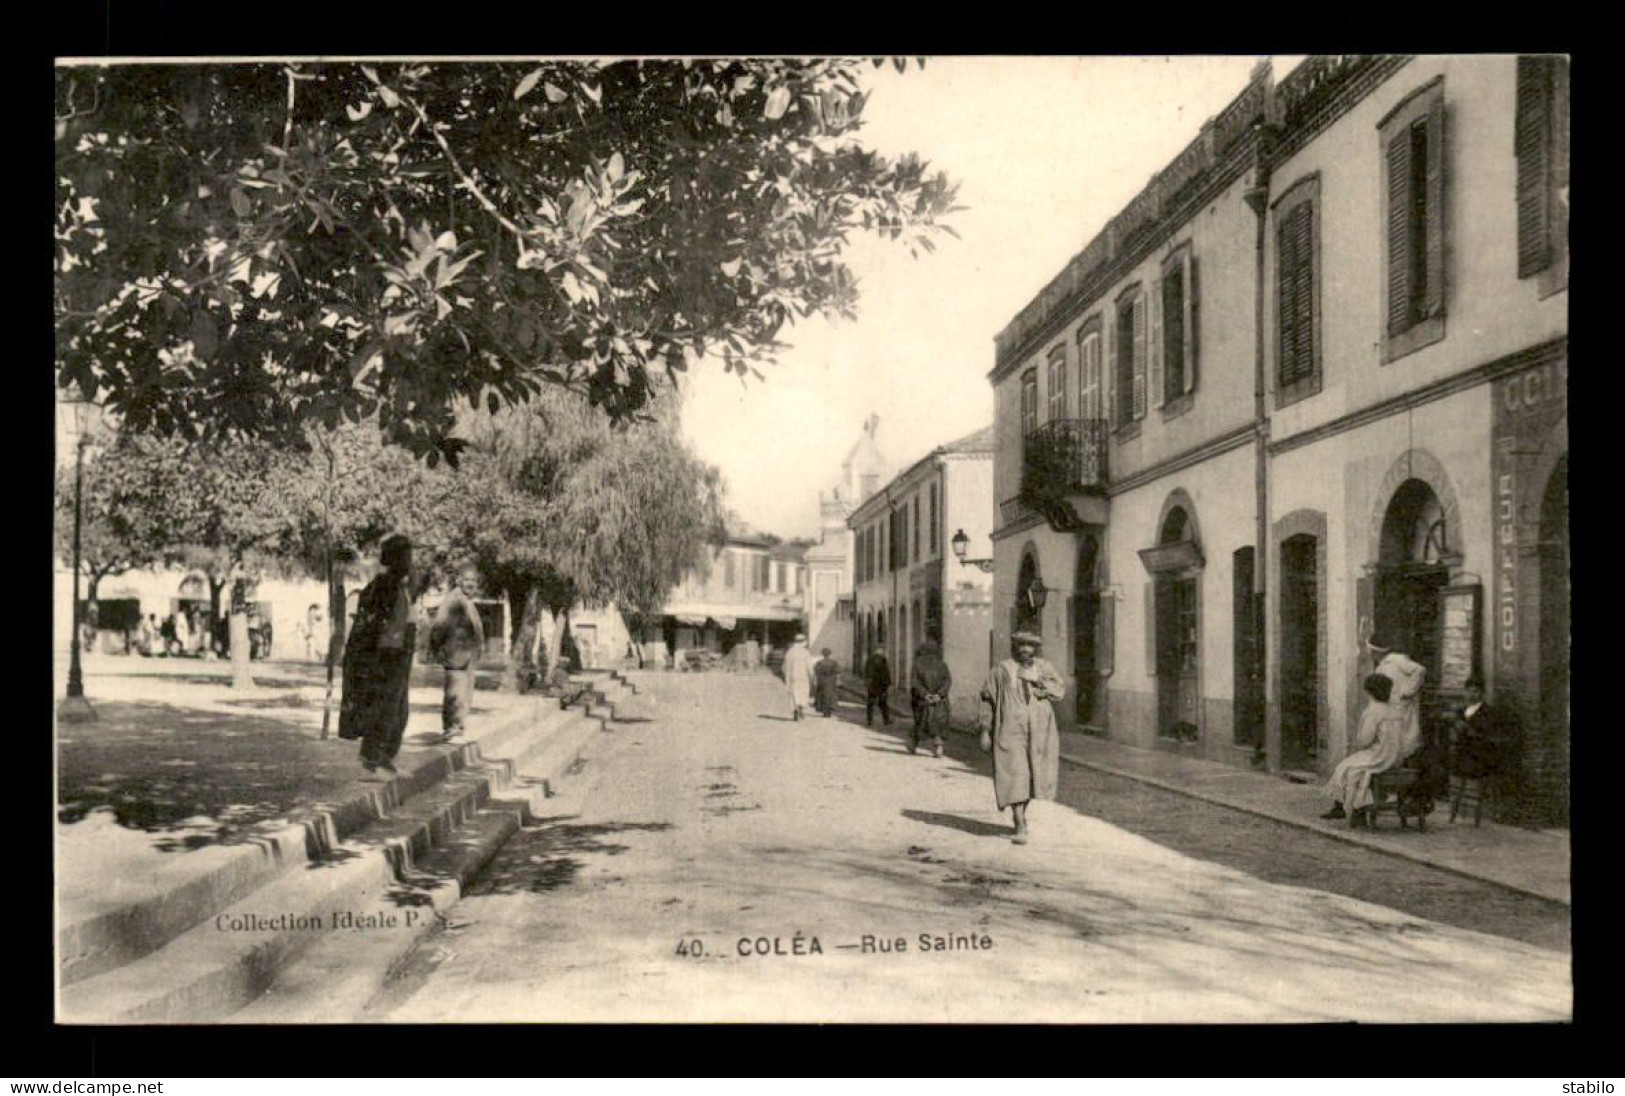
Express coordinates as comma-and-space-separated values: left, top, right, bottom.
52, 53, 1571, 1025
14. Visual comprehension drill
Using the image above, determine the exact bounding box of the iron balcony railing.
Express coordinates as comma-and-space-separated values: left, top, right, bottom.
1021, 418, 1109, 500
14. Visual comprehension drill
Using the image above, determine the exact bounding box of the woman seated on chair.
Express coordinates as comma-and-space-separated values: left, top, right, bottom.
1321, 673, 1407, 827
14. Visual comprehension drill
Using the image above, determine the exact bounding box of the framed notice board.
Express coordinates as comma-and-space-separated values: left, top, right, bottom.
1435, 583, 1482, 695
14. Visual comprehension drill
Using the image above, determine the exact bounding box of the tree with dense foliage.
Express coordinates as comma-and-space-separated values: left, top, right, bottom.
55, 58, 960, 457
440, 385, 724, 689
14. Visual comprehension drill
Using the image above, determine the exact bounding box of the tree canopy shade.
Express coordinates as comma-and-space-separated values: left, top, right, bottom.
55, 59, 961, 461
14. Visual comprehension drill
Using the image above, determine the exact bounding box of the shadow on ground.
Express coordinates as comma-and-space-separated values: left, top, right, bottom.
58, 699, 372, 850
901, 809, 1011, 838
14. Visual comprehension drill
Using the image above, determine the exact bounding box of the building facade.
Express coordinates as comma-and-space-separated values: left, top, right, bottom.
625, 534, 808, 664
849, 425, 995, 713
988, 55, 1568, 823
804, 414, 890, 666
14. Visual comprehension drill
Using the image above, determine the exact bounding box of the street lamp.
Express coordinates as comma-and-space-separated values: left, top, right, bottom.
950, 528, 994, 573
58, 381, 97, 723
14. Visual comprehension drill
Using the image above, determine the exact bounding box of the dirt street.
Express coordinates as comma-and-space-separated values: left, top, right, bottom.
363, 673, 1570, 1023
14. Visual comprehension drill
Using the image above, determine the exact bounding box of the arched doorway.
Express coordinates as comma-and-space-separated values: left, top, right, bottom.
1073, 535, 1101, 725
1538, 454, 1569, 824
1153, 507, 1201, 739
1375, 479, 1452, 684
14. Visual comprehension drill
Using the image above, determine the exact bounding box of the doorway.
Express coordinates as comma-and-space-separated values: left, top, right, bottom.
1155, 577, 1199, 737
1280, 535, 1319, 768
1073, 535, 1100, 725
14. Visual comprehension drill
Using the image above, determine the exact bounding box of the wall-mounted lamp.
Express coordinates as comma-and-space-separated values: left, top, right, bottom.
951, 528, 994, 573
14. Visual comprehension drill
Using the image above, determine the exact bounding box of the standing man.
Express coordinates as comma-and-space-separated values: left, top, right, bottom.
813, 647, 842, 717
909, 638, 952, 757
864, 645, 893, 727
340, 534, 418, 778
428, 563, 485, 742
782, 632, 814, 721
978, 631, 1065, 844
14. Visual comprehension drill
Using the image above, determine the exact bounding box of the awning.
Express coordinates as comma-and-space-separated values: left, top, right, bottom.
676, 615, 708, 627
712, 616, 738, 630
1138, 540, 1205, 575
660, 601, 804, 624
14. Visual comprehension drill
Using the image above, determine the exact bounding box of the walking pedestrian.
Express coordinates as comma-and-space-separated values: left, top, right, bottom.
136, 613, 157, 657
339, 534, 418, 778
813, 647, 841, 717
978, 631, 1064, 844
864, 646, 893, 726
173, 608, 192, 657
909, 639, 952, 757
782, 632, 814, 721
428, 564, 484, 741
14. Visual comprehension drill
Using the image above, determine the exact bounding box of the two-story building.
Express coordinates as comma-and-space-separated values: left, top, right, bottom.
849, 425, 994, 713
989, 55, 1567, 824
630, 533, 808, 664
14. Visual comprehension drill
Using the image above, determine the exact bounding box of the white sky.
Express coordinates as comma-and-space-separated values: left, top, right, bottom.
678, 56, 1292, 539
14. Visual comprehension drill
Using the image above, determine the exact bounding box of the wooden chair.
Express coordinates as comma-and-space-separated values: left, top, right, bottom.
1448, 775, 1488, 826
1366, 766, 1430, 831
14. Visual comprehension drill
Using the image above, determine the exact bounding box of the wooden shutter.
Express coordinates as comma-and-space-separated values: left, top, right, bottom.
1110, 309, 1124, 425
1516, 56, 1554, 277
1278, 202, 1314, 385
1144, 582, 1157, 677
1149, 281, 1165, 409
1423, 99, 1446, 320
1385, 133, 1413, 335
1186, 254, 1199, 394
1131, 296, 1147, 420
1097, 593, 1115, 678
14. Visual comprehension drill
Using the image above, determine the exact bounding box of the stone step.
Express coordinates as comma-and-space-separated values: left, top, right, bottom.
224, 803, 530, 1023
57, 699, 549, 987
58, 753, 523, 1024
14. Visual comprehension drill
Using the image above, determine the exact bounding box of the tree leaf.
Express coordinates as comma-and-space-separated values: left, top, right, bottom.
764, 86, 792, 121
514, 69, 544, 101
543, 82, 567, 104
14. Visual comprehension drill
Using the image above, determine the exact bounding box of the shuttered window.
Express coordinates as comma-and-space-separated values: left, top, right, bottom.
1046, 345, 1068, 423
1157, 248, 1199, 404
928, 483, 938, 556
1516, 55, 1567, 280
1020, 369, 1038, 438
1277, 200, 1315, 386
1379, 79, 1446, 354
1115, 290, 1146, 425
1078, 326, 1103, 419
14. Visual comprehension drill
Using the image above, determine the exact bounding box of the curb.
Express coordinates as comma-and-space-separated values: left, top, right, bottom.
832, 681, 1567, 909
1054, 746, 1570, 908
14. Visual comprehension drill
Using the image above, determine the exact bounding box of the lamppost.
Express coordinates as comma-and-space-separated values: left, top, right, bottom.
59, 381, 97, 723
950, 528, 995, 573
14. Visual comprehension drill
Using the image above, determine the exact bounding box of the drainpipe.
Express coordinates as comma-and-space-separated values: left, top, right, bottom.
1243, 117, 1279, 770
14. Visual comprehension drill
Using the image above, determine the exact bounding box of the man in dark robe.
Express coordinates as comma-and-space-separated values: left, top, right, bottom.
340, 534, 418, 778
813, 648, 841, 717
864, 646, 893, 727
909, 639, 953, 757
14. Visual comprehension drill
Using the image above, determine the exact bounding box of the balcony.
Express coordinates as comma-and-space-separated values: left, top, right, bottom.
1019, 418, 1110, 532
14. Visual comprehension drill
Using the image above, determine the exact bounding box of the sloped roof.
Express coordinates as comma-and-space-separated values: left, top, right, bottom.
939, 424, 996, 455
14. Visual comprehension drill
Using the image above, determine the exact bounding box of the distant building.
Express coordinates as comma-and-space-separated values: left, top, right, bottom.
624, 533, 809, 666
804, 413, 889, 668
988, 56, 1568, 823
848, 425, 995, 713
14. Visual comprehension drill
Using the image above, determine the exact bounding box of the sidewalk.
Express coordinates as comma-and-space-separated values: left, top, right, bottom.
838, 674, 1569, 906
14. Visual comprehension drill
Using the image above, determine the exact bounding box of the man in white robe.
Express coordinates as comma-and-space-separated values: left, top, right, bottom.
782, 633, 814, 721
1370, 636, 1426, 759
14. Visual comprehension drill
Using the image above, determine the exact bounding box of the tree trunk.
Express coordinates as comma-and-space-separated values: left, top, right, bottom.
228, 564, 254, 690
321, 569, 348, 739
507, 586, 545, 693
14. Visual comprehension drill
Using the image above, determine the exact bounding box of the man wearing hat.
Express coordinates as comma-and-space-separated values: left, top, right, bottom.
978, 630, 1066, 843
782, 632, 815, 721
